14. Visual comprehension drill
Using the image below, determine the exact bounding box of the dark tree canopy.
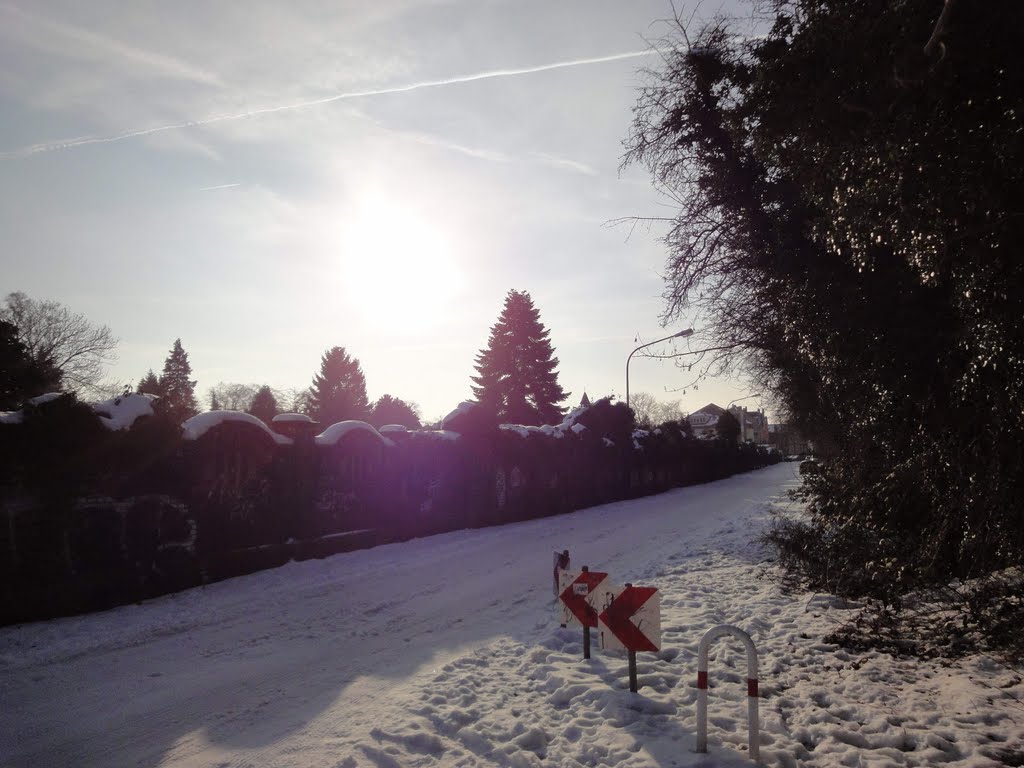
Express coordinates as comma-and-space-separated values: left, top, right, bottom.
309, 346, 369, 426
136, 369, 162, 398
0, 320, 61, 409
247, 385, 279, 425
368, 394, 421, 429
715, 410, 740, 443
471, 290, 568, 426
157, 339, 198, 424
625, 0, 1024, 615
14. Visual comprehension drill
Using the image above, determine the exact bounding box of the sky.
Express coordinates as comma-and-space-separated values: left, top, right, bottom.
0, 0, 765, 423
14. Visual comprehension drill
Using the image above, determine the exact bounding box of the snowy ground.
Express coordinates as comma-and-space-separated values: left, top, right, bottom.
2, 463, 1023, 767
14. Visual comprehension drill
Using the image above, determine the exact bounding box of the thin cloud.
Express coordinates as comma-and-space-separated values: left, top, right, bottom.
2, 49, 657, 160
0, 4, 223, 88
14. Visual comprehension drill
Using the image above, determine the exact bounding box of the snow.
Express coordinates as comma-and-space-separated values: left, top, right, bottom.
91, 392, 157, 431
441, 400, 479, 429
2, 463, 1021, 767
28, 392, 64, 405
315, 420, 390, 446
379, 424, 408, 434
500, 423, 569, 439
412, 429, 461, 441
182, 410, 292, 445
500, 408, 593, 440
1, 392, 156, 430
272, 412, 315, 423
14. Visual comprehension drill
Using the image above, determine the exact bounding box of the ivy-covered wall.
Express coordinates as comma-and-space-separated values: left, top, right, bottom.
0, 395, 778, 626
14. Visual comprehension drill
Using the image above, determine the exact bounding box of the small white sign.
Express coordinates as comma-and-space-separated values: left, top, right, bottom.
573, 583, 589, 596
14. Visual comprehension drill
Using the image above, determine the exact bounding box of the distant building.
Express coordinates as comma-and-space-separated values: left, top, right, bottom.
731, 405, 769, 444
689, 403, 724, 439
688, 403, 769, 443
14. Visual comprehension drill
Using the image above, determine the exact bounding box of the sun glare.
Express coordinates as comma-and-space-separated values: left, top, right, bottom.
339, 199, 465, 332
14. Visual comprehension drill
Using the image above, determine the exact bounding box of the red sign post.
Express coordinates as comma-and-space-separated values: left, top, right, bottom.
558, 567, 608, 659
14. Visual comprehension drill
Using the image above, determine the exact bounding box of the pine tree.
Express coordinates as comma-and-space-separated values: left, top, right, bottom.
248, 385, 279, 425
309, 347, 369, 425
158, 339, 198, 424
471, 290, 568, 426
368, 394, 421, 429
136, 369, 162, 397
209, 390, 221, 411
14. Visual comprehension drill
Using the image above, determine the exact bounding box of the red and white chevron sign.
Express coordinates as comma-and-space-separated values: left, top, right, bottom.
558, 570, 608, 628
597, 585, 661, 652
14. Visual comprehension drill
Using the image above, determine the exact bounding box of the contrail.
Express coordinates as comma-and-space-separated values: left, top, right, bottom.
2, 49, 657, 159
198, 182, 242, 191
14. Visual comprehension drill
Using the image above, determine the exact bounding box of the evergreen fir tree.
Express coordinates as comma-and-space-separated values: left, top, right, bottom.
136, 369, 162, 397
308, 346, 369, 425
248, 385, 279, 425
209, 390, 221, 411
158, 339, 198, 424
471, 290, 568, 426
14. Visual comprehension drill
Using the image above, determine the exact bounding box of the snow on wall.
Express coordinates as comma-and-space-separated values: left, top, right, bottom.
409, 430, 460, 442
92, 393, 157, 431
183, 411, 292, 445
272, 413, 314, 423
28, 392, 65, 406
440, 401, 478, 429
315, 420, 390, 447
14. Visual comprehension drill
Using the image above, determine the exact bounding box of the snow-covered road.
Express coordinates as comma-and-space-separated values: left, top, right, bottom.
3, 463, 1022, 767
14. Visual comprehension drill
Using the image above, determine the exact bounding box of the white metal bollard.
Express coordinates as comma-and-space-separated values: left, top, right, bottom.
695, 624, 760, 762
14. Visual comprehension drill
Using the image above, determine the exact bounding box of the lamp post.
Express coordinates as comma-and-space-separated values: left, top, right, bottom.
626, 328, 694, 407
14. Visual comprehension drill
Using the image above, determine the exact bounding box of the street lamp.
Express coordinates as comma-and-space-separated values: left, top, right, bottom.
727, 393, 762, 442
726, 393, 761, 411
626, 328, 694, 407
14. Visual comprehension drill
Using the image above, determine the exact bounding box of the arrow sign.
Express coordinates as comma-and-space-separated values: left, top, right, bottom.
598, 586, 661, 652
558, 570, 608, 627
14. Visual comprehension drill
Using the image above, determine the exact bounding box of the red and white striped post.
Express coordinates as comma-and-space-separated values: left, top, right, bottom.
696, 624, 760, 762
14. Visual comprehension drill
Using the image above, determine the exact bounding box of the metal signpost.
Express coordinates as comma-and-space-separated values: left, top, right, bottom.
552, 563, 761, 761
597, 583, 661, 692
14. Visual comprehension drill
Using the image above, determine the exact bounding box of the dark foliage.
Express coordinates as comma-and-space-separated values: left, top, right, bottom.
625, 0, 1024, 653
0, 320, 61, 408
471, 290, 568, 426
247, 385, 279, 426
368, 394, 421, 429
157, 340, 198, 424
136, 369, 162, 397
308, 346, 369, 426
715, 410, 740, 443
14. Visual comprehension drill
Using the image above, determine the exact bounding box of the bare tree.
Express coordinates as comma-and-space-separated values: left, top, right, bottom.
2, 292, 118, 397
206, 382, 260, 412
654, 399, 686, 424
629, 392, 660, 429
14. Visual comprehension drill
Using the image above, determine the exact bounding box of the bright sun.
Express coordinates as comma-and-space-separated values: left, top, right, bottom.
339, 197, 465, 332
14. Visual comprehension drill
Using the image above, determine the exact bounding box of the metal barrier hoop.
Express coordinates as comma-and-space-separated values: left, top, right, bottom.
695, 624, 760, 762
